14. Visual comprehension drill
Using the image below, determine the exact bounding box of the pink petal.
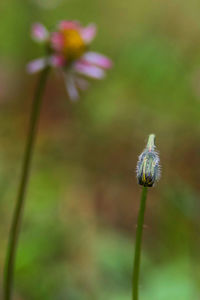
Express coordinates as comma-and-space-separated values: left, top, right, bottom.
58, 20, 80, 31
50, 54, 66, 67
51, 32, 64, 51
82, 52, 112, 69
26, 58, 47, 73
63, 73, 79, 101
31, 23, 49, 42
80, 23, 97, 44
74, 61, 105, 79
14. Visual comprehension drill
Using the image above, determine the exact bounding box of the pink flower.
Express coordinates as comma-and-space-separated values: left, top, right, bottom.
28, 21, 112, 100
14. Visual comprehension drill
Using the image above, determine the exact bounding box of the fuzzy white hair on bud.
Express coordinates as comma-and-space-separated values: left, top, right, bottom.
136, 134, 161, 187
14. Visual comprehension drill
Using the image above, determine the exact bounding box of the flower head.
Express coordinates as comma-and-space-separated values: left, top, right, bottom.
27, 21, 112, 100
136, 134, 160, 187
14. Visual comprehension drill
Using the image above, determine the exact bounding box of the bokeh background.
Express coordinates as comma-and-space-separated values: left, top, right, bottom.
0, 0, 200, 299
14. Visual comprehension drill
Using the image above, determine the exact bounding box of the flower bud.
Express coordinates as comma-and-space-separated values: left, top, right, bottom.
136, 134, 160, 187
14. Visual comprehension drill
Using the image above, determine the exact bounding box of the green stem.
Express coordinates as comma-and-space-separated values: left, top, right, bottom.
3, 66, 50, 300
132, 186, 148, 300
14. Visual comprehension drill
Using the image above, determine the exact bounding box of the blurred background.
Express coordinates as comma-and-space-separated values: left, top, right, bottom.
0, 0, 200, 299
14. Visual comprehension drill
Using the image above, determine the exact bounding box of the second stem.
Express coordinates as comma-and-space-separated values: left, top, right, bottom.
132, 186, 148, 300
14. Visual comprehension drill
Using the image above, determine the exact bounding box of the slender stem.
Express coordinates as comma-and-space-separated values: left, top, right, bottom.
132, 186, 148, 300
3, 66, 50, 300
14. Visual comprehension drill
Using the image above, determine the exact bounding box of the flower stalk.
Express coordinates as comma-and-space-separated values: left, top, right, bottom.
132, 186, 147, 300
132, 134, 160, 300
3, 66, 50, 300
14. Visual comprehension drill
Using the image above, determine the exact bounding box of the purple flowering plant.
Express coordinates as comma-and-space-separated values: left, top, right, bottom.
3, 20, 112, 300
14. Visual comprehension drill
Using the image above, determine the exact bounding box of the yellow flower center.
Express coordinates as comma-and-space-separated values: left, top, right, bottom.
62, 29, 85, 60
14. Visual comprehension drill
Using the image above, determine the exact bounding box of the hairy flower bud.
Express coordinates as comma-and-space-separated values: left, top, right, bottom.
136, 134, 160, 187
